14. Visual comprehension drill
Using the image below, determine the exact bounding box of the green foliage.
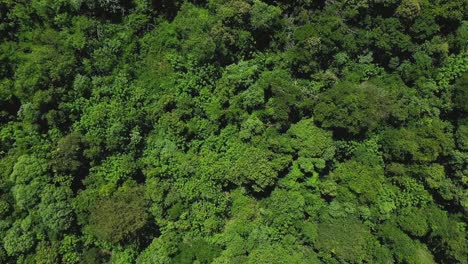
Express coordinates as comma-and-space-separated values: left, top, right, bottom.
329, 160, 385, 204
3, 219, 36, 257
379, 223, 436, 264
250, 0, 281, 30
314, 78, 406, 135
10, 154, 49, 210
50, 132, 85, 175
397, 207, 429, 237
38, 185, 74, 234
395, 0, 421, 20
228, 144, 279, 191
453, 72, 468, 112
33, 242, 59, 264
0, 0, 467, 263
380, 118, 454, 162
287, 118, 335, 160
246, 243, 316, 264
263, 189, 305, 230
315, 218, 388, 263
87, 185, 148, 244
136, 236, 174, 264
173, 239, 221, 264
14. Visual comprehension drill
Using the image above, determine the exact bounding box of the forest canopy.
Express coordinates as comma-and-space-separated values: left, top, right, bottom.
0, 0, 467, 263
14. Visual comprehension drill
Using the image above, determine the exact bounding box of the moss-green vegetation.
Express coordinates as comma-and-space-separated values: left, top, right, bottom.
0, 0, 466, 263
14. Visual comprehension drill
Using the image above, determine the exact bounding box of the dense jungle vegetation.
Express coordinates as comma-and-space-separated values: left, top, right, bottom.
0, 0, 467, 263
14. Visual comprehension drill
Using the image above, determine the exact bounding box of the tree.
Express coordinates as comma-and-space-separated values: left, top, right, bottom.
315, 217, 390, 263
246, 243, 316, 264
379, 223, 436, 264
395, 0, 421, 20
50, 132, 85, 176
286, 118, 335, 160
10, 155, 48, 210
453, 73, 468, 112
3, 219, 36, 257
173, 239, 222, 264
87, 184, 148, 244
38, 185, 74, 235
314, 77, 406, 136
0, 0, 467, 263
250, 0, 281, 30
328, 160, 385, 204
380, 118, 454, 162
263, 189, 305, 231
224, 141, 287, 192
